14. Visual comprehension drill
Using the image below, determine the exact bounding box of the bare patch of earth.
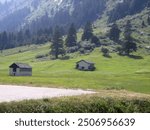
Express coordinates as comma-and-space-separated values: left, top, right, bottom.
0, 85, 95, 102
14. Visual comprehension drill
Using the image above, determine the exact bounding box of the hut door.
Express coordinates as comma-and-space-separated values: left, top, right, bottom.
12, 68, 17, 76
13, 67, 17, 72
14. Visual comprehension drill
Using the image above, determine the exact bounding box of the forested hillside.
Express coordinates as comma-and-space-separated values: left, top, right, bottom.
0, 0, 150, 52
0, 0, 106, 31
108, 0, 150, 22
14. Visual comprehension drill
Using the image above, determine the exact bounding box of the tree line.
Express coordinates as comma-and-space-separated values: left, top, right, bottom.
50, 22, 101, 59
0, 27, 54, 52
50, 14, 150, 59
108, 14, 150, 56
1, 14, 150, 57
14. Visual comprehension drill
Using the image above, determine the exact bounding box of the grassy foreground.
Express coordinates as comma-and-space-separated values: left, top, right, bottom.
0, 91, 150, 113
0, 44, 150, 94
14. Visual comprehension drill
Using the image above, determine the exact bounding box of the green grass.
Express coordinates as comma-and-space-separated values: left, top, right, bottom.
0, 5, 149, 95
0, 44, 150, 94
0, 93, 150, 113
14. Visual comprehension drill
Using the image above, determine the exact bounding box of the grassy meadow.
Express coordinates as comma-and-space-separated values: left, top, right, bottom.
0, 43, 150, 94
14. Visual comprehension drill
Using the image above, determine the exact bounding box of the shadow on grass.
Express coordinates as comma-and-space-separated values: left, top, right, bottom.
50, 55, 70, 60
128, 55, 143, 59
59, 55, 70, 60
103, 55, 112, 58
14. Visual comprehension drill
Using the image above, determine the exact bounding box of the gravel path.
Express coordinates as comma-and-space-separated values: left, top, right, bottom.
0, 85, 95, 103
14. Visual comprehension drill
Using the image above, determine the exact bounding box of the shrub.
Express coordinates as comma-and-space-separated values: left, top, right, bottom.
116, 46, 126, 56
91, 36, 101, 47
101, 47, 110, 57
79, 41, 95, 51
66, 46, 79, 53
79, 48, 85, 54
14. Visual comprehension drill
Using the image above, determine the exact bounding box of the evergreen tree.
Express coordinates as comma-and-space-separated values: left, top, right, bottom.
37, 28, 43, 36
147, 1, 150, 7
91, 35, 101, 47
124, 20, 132, 38
17, 30, 24, 44
108, 23, 121, 42
101, 47, 110, 57
25, 29, 31, 39
147, 15, 150, 25
142, 21, 146, 28
122, 20, 137, 55
0, 31, 8, 52
59, 26, 65, 36
65, 23, 77, 47
43, 27, 53, 41
82, 22, 93, 41
0, 33, 2, 53
50, 26, 65, 59
24, 29, 31, 45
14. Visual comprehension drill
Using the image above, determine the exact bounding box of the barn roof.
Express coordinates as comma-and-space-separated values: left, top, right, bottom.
9, 63, 32, 69
76, 60, 95, 65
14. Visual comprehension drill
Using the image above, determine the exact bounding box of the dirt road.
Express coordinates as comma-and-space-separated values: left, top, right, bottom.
0, 85, 95, 103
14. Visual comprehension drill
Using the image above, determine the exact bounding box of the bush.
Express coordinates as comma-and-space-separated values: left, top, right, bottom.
101, 47, 110, 57
79, 48, 85, 54
91, 36, 101, 47
79, 41, 95, 51
116, 46, 126, 56
66, 46, 79, 53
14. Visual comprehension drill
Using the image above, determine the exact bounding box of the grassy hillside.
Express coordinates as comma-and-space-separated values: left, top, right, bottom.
0, 91, 150, 113
0, 43, 150, 94
0, 5, 150, 95
94, 8, 150, 45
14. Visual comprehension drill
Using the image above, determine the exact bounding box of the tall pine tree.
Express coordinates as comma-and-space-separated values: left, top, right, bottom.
17, 30, 24, 44
65, 23, 77, 47
82, 22, 93, 41
0, 33, 2, 53
122, 20, 137, 55
50, 26, 65, 59
147, 15, 150, 25
109, 23, 121, 42
0, 31, 8, 53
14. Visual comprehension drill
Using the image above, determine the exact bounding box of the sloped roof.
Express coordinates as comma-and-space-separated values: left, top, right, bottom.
76, 60, 95, 65
9, 63, 32, 69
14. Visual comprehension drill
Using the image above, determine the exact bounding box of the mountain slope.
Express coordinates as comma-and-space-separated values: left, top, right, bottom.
0, 0, 106, 31
94, 4, 150, 46
108, 0, 150, 23
0, 0, 150, 32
